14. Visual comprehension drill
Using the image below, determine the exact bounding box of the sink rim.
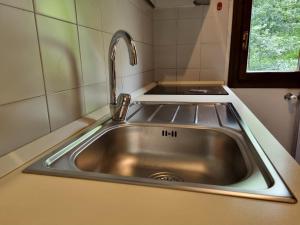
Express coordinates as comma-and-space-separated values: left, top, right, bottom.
23, 102, 297, 203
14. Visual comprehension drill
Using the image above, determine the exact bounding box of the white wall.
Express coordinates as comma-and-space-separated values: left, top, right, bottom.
153, 0, 230, 81
233, 89, 300, 154
0, 0, 154, 157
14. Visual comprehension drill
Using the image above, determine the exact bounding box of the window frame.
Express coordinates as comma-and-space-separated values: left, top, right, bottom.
228, 0, 300, 88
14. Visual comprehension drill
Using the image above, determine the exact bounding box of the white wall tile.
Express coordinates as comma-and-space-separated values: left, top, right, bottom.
0, 0, 33, 11
101, 0, 149, 43
177, 69, 200, 81
140, 44, 154, 72
37, 15, 82, 93
129, 0, 153, 17
102, 32, 112, 78
201, 0, 229, 45
141, 13, 153, 44
123, 1, 145, 43
177, 19, 203, 45
34, 0, 76, 23
47, 88, 85, 130
177, 45, 200, 69
153, 4, 230, 82
154, 20, 177, 46
100, 0, 120, 34
154, 8, 178, 20
200, 15, 228, 44
75, 0, 102, 30
84, 82, 108, 114
121, 70, 154, 94
178, 6, 202, 19
200, 43, 225, 70
122, 74, 144, 93
0, 96, 50, 157
116, 78, 124, 96
142, 70, 155, 85
129, 43, 153, 74
78, 27, 106, 85
154, 46, 177, 69
0, 0, 154, 157
155, 69, 177, 81
0, 6, 45, 105
200, 68, 224, 81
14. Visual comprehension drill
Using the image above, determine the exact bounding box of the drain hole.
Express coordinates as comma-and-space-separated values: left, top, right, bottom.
149, 172, 184, 182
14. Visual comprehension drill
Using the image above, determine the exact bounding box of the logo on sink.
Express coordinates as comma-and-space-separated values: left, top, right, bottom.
161, 130, 177, 137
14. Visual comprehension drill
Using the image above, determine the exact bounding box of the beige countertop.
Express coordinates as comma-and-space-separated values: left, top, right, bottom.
0, 84, 300, 225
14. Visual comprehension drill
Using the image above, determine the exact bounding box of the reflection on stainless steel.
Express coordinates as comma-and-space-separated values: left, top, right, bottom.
112, 93, 131, 122
187, 89, 208, 94
24, 103, 296, 203
74, 126, 248, 185
109, 30, 137, 121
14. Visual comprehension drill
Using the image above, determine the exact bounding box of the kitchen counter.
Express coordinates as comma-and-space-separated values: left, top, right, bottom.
0, 83, 300, 225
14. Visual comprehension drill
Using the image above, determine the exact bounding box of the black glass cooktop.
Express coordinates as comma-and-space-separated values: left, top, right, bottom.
145, 85, 228, 95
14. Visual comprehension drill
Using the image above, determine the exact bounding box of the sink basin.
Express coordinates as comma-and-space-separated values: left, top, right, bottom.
74, 126, 248, 186
24, 102, 296, 203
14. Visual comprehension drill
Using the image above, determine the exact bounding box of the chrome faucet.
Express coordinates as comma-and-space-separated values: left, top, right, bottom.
108, 30, 137, 121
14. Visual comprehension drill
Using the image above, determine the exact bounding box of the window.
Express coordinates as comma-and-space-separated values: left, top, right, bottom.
228, 0, 300, 88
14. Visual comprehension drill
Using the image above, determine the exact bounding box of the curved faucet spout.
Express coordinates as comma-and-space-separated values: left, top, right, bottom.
109, 30, 137, 67
108, 30, 137, 121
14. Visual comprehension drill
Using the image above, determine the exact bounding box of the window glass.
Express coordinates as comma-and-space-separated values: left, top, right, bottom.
247, 0, 300, 72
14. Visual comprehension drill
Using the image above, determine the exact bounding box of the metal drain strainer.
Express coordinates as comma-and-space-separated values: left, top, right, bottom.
149, 172, 184, 182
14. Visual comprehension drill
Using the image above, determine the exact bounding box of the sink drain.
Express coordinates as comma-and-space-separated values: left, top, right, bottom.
149, 172, 184, 182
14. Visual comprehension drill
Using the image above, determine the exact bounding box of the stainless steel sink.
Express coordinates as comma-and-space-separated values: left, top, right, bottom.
24, 102, 296, 203
74, 126, 248, 185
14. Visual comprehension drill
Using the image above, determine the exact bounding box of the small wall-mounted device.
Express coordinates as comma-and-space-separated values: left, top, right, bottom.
217, 2, 223, 11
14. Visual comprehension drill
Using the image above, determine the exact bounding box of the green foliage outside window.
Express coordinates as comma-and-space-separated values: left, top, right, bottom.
247, 0, 300, 72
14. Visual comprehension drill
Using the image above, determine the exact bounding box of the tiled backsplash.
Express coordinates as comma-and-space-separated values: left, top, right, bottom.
153, 0, 230, 81
0, 0, 232, 158
0, 0, 154, 157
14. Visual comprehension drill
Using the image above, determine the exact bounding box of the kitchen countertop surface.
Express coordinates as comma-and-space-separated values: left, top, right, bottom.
0, 83, 300, 225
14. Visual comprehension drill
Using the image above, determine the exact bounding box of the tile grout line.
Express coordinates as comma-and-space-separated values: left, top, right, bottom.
199, 6, 203, 81
175, 8, 179, 81
98, 1, 112, 102
0, 2, 33, 13
32, 0, 51, 132
0, 82, 111, 108
152, 8, 156, 82
0, 95, 46, 108
74, 0, 87, 117
0, 1, 155, 107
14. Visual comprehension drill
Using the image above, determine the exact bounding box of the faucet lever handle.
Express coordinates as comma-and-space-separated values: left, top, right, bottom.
112, 93, 131, 122
117, 93, 131, 106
